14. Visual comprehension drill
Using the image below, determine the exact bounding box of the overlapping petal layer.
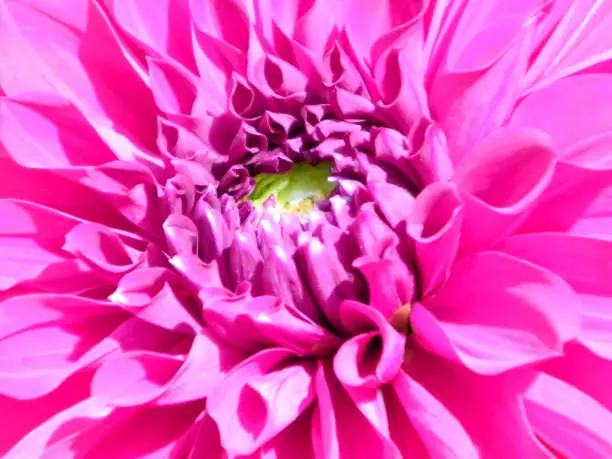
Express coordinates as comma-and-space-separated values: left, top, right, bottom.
1, 0, 612, 457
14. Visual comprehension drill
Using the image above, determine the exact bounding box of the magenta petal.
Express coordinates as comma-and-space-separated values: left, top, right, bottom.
147, 57, 199, 116
0, 294, 124, 398
297, 235, 355, 327
207, 348, 316, 456
408, 182, 463, 296
3, 399, 113, 459
112, 0, 197, 73
312, 360, 399, 459
415, 252, 580, 374
524, 373, 612, 458
335, 300, 405, 388
110, 267, 202, 333
512, 74, 612, 161
390, 371, 477, 458
500, 233, 612, 359
452, 126, 555, 252
92, 350, 183, 407
0, 94, 117, 168
203, 294, 340, 356
429, 17, 535, 161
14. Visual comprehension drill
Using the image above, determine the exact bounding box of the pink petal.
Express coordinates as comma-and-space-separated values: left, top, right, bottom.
452, 126, 555, 253
202, 294, 341, 356
297, 235, 356, 327
64, 222, 143, 276
3, 398, 113, 459
525, 0, 612, 89
415, 252, 580, 374
0, 294, 125, 398
0, 371, 91, 456
112, 0, 197, 73
335, 301, 405, 388
147, 57, 199, 116
518, 162, 612, 237
110, 268, 202, 333
0, 94, 117, 168
511, 74, 612, 166
312, 360, 399, 459
524, 373, 612, 458
542, 341, 612, 412
406, 346, 551, 458
429, 17, 536, 161
500, 233, 612, 358
389, 371, 477, 458
407, 182, 463, 297
376, 47, 428, 133
207, 348, 316, 456
0, 0, 158, 150
0, 158, 134, 233
92, 350, 183, 407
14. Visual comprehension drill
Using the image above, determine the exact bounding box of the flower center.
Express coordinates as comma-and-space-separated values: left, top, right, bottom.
247, 161, 336, 215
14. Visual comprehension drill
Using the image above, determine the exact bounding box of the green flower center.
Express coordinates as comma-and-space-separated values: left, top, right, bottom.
247, 162, 335, 215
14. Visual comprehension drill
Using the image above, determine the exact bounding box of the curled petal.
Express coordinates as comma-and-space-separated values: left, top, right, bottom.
453, 126, 555, 253
207, 348, 316, 456
408, 182, 463, 297
334, 301, 405, 388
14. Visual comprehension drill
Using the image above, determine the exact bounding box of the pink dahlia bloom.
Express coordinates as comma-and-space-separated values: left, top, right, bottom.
1, 0, 612, 457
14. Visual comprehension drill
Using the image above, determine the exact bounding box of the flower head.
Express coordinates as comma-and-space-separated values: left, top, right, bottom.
1, 0, 612, 457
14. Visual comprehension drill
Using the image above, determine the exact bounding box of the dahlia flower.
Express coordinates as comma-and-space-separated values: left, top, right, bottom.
1, 0, 612, 457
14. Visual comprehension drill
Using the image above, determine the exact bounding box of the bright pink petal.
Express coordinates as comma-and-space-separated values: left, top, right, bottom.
207, 349, 316, 456
0, 0, 158, 150
312, 361, 399, 459
407, 347, 551, 458
511, 74, 612, 167
0, 294, 125, 398
407, 182, 463, 296
524, 373, 612, 458
414, 252, 580, 374
112, 0, 197, 73
452, 126, 555, 253
389, 371, 477, 458
0, 94, 118, 168
429, 15, 536, 161
500, 233, 612, 358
